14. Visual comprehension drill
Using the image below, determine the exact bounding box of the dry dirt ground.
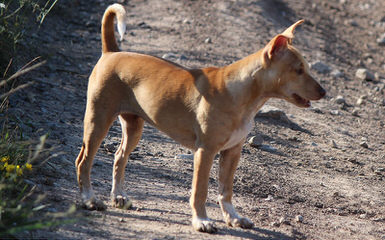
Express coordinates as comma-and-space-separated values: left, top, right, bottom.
8, 0, 385, 239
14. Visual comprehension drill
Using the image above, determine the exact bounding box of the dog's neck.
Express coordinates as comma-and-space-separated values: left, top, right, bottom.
222, 50, 279, 110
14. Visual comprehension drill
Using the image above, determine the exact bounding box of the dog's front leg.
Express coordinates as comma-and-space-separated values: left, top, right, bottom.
190, 148, 217, 233
218, 140, 254, 229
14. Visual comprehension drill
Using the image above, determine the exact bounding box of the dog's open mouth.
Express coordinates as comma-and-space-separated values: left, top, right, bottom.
292, 93, 311, 107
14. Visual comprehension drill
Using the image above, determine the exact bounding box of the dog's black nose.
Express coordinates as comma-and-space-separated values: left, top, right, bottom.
319, 87, 326, 98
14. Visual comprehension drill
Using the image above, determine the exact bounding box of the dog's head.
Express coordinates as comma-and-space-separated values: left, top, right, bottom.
261, 20, 326, 107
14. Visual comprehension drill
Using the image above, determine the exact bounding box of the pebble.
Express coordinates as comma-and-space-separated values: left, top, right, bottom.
330, 139, 338, 148
104, 142, 116, 152
355, 68, 375, 81
295, 215, 304, 223
175, 154, 194, 160
356, 96, 366, 105
377, 33, 385, 46
359, 141, 368, 148
279, 216, 290, 225
330, 69, 344, 78
352, 108, 360, 117
204, 37, 212, 44
270, 221, 280, 227
335, 95, 346, 104
162, 53, 178, 60
248, 135, 263, 147
310, 61, 331, 74
257, 105, 289, 122
330, 110, 339, 115
265, 195, 274, 201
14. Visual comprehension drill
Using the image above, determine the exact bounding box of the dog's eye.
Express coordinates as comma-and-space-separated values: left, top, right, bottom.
296, 68, 304, 75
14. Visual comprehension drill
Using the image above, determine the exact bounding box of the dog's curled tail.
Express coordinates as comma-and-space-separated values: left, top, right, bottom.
101, 3, 126, 53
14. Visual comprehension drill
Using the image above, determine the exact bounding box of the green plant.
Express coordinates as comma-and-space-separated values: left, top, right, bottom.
0, 0, 58, 73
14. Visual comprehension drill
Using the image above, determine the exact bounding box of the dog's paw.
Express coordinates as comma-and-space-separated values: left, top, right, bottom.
81, 198, 107, 211
227, 217, 254, 229
112, 195, 133, 210
192, 217, 218, 233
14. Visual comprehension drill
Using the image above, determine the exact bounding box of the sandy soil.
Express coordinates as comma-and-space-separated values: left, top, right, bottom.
9, 0, 385, 239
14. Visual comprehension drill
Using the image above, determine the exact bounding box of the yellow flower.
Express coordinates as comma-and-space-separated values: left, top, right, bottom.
25, 163, 32, 171
1, 156, 9, 162
6, 163, 15, 173
16, 165, 23, 176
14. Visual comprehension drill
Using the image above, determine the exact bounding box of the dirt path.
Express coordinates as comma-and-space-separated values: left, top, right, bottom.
10, 0, 385, 239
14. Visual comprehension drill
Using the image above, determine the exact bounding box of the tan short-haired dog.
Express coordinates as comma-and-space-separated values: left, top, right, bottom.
75, 4, 325, 233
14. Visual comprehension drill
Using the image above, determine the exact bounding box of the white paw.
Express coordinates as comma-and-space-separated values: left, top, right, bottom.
111, 195, 132, 210
192, 217, 218, 233
227, 217, 254, 229
81, 198, 107, 211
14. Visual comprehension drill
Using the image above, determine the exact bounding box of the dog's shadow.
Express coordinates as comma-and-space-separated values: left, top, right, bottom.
104, 208, 295, 240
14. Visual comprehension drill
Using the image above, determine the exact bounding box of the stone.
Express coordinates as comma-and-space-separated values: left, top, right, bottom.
330, 110, 339, 115
355, 68, 375, 81
310, 61, 331, 74
104, 142, 116, 152
352, 108, 360, 117
279, 216, 290, 225
175, 154, 194, 160
248, 135, 263, 147
335, 95, 345, 104
257, 105, 289, 122
295, 215, 304, 223
331, 69, 344, 78
359, 141, 368, 148
204, 37, 212, 44
377, 33, 385, 46
330, 140, 338, 148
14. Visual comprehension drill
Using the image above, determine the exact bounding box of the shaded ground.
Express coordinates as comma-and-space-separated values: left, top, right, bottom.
8, 0, 385, 239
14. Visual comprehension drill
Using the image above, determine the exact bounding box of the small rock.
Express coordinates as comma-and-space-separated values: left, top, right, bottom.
248, 135, 263, 147
104, 142, 116, 152
204, 37, 212, 44
377, 33, 385, 46
355, 68, 375, 81
295, 215, 304, 223
257, 105, 288, 121
359, 141, 368, 148
162, 53, 178, 60
359, 213, 367, 219
356, 97, 365, 106
335, 95, 346, 104
352, 108, 360, 117
175, 154, 194, 160
311, 61, 331, 74
330, 110, 339, 115
330, 140, 338, 148
265, 195, 274, 201
182, 18, 191, 24
279, 216, 290, 225
270, 221, 280, 227
330, 69, 344, 78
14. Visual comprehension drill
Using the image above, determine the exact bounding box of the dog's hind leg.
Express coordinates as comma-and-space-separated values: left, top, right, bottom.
218, 140, 254, 229
75, 102, 116, 210
111, 113, 144, 209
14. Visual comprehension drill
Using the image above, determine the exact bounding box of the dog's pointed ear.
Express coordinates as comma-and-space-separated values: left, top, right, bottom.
281, 19, 304, 41
263, 34, 289, 61
262, 20, 304, 64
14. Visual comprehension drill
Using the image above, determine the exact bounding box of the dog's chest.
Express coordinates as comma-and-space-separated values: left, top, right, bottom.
221, 117, 254, 150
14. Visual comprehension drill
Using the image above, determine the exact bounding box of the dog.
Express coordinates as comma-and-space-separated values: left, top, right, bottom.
75, 3, 326, 233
